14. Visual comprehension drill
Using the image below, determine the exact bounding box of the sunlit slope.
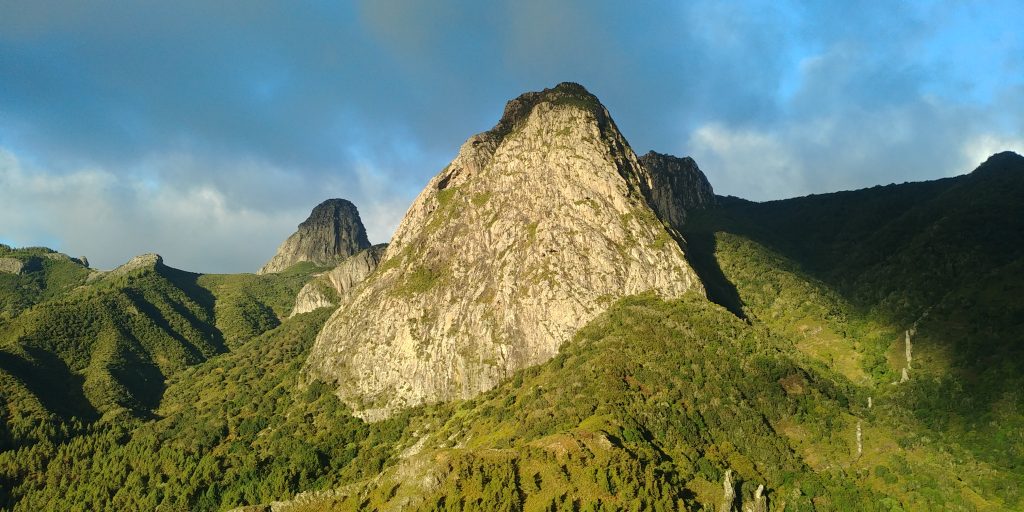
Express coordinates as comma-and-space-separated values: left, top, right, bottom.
0, 254, 312, 451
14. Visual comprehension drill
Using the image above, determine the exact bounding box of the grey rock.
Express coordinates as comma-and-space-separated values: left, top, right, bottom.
743, 484, 767, 512
305, 83, 703, 420
107, 253, 163, 278
290, 244, 387, 317
258, 199, 371, 274
720, 469, 737, 512
638, 151, 715, 229
0, 257, 24, 274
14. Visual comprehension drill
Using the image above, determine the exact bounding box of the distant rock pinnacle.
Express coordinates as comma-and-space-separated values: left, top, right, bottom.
258, 199, 371, 274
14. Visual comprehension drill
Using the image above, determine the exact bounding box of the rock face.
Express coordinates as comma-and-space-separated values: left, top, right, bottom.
720, 469, 737, 512
108, 253, 163, 277
306, 83, 703, 420
290, 244, 387, 317
0, 257, 24, 274
638, 151, 715, 228
258, 199, 371, 274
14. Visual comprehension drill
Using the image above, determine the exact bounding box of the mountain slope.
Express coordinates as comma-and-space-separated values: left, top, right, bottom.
685, 151, 1024, 488
0, 251, 314, 452
0, 246, 91, 320
279, 295, 1015, 511
307, 83, 704, 419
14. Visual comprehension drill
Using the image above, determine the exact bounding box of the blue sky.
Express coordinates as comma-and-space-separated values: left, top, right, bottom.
1, 0, 1022, 272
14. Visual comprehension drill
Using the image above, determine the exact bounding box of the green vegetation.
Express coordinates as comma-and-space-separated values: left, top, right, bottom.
0, 154, 1020, 511
0, 255, 313, 454
686, 154, 1024, 477
393, 265, 445, 297
0, 308, 424, 511
471, 191, 493, 207
0, 247, 90, 319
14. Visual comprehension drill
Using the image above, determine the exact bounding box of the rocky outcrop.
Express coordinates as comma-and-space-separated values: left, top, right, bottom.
0, 257, 24, 274
258, 199, 371, 274
305, 82, 703, 420
290, 244, 387, 317
720, 469, 737, 512
743, 485, 767, 512
103, 253, 163, 279
638, 151, 715, 228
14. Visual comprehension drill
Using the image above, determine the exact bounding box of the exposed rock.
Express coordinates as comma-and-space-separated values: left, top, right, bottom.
0, 257, 24, 274
638, 151, 715, 228
720, 469, 737, 512
743, 485, 767, 512
290, 244, 387, 317
107, 253, 163, 278
290, 281, 336, 317
42, 252, 67, 261
905, 329, 913, 370
306, 83, 703, 419
78, 256, 90, 268
258, 199, 371, 274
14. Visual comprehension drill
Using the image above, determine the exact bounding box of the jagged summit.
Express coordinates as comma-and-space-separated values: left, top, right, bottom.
258, 198, 371, 274
638, 151, 716, 228
306, 83, 704, 420
488, 82, 603, 138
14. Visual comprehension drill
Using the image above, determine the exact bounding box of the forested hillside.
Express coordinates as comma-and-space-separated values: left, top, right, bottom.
0, 152, 1021, 511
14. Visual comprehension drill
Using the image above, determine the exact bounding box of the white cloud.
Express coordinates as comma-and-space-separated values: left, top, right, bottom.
960, 134, 1024, 175
689, 123, 808, 201
0, 147, 324, 273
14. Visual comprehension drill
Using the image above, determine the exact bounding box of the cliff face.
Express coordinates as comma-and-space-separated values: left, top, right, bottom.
305, 83, 704, 420
257, 199, 371, 274
290, 244, 387, 317
638, 151, 715, 229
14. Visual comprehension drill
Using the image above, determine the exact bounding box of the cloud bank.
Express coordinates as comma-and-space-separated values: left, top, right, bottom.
1, 0, 1021, 271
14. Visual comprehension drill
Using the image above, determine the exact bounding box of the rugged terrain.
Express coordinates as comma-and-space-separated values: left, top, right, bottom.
0, 84, 1021, 511
306, 84, 707, 420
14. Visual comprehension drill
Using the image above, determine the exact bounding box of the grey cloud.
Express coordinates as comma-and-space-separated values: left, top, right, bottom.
1, 0, 1021, 271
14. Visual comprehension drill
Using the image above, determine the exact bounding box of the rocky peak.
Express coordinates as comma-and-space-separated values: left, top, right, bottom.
638, 151, 715, 228
490, 82, 603, 137
305, 83, 704, 420
258, 199, 371, 275
94, 253, 164, 281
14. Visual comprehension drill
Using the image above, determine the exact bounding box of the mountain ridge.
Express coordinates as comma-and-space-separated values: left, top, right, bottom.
0, 80, 1022, 512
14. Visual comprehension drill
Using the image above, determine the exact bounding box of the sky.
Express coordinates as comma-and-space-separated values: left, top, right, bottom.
1, 1, 1022, 273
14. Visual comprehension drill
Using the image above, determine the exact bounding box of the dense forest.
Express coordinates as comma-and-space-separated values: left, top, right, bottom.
0, 152, 1022, 511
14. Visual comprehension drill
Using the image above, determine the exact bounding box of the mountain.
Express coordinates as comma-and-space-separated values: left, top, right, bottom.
305, 83, 704, 420
637, 151, 716, 229
0, 249, 314, 453
0, 83, 1022, 512
685, 149, 1024, 474
258, 199, 371, 275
